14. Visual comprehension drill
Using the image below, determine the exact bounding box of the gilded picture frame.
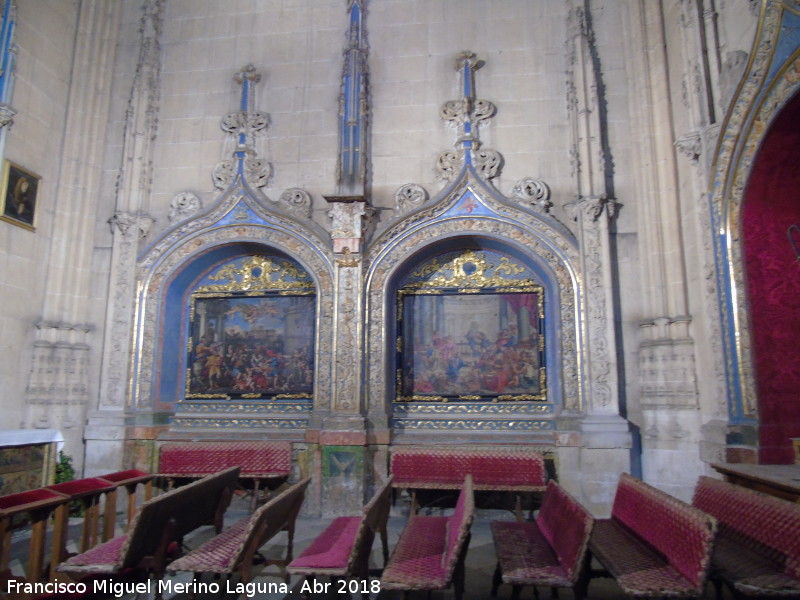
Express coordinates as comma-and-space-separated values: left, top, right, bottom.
0, 160, 40, 231
395, 249, 546, 403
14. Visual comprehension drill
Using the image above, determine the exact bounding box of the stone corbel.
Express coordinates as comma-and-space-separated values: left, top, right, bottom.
109, 211, 155, 240
325, 197, 369, 254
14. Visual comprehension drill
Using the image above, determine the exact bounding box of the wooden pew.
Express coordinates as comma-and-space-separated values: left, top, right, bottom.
56, 466, 240, 584
381, 475, 474, 600
693, 475, 800, 598
390, 446, 546, 520
97, 469, 154, 541
588, 473, 717, 599
0, 488, 68, 585
288, 476, 393, 597
491, 480, 594, 600
168, 477, 311, 586
158, 441, 291, 510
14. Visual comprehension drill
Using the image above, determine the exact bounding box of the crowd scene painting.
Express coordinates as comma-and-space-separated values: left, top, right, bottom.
399, 292, 544, 400
187, 295, 315, 398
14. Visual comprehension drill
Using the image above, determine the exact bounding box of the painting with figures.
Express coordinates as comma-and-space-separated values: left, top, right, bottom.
187, 295, 314, 398
398, 291, 545, 401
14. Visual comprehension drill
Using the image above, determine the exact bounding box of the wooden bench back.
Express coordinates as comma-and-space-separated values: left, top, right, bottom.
345, 475, 394, 572
442, 475, 474, 579
119, 466, 240, 570
159, 441, 291, 477
536, 481, 594, 581
231, 477, 311, 580
693, 475, 800, 578
390, 447, 546, 490
611, 473, 716, 589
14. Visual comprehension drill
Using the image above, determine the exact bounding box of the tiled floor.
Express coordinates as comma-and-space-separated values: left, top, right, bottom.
7, 494, 733, 599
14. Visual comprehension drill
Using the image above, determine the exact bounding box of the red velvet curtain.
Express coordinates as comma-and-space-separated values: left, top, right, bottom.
742, 93, 800, 463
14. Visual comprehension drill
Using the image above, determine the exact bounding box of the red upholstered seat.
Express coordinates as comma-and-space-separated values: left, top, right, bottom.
0, 488, 65, 510
589, 473, 717, 598
693, 475, 800, 596
491, 480, 594, 596
382, 475, 474, 600
159, 441, 291, 477
98, 469, 151, 484
591, 520, 700, 596
288, 516, 361, 570
47, 478, 115, 497
491, 521, 568, 585
60, 535, 128, 571
391, 447, 545, 490
382, 516, 449, 589
167, 519, 250, 571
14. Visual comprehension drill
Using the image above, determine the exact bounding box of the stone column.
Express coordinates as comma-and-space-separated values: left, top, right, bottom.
84, 0, 161, 477
562, 1, 631, 515
21, 1, 122, 471
313, 198, 369, 515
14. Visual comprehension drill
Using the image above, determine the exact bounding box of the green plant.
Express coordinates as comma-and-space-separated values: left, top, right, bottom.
55, 451, 75, 484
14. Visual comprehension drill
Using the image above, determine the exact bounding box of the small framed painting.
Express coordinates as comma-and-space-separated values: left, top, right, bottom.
0, 160, 40, 231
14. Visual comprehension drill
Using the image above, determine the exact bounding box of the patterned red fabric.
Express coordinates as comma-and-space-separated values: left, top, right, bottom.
443, 476, 475, 573
693, 476, 800, 584
47, 478, 115, 496
491, 521, 569, 586
381, 516, 449, 590
159, 441, 291, 477
611, 473, 716, 589
390, 447, 545, 490
0, 488, 64, 510
591, 520, 701, 597
534, 481, 593, 581
98, 470, 150, 483
167, 518, 250, 572
288, 516, 361, 571
742, 94, 800, 463
60, 535, 128, 570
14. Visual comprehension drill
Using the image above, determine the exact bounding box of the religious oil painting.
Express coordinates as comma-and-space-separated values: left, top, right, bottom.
0, 160, 40, 230
187, 295, 315, 399
396, 249, 546, 402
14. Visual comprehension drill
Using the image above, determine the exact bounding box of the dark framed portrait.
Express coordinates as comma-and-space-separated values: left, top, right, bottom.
186, 294, 315, 400
0, 160, 40, 230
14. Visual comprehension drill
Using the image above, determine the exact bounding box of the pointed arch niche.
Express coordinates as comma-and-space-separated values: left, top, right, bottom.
365, 169, 583, 443
131, 187, 335, 438
710, 0, 800, 463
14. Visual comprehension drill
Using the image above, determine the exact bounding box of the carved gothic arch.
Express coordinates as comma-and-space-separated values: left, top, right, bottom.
132, 179, 335, 419
364, 164, 583, 439
710, 0, 800, 459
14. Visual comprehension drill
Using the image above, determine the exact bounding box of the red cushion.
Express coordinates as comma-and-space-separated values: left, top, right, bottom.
97, 470, 149, 483
47, 478, 115, 496
289, 516, 361, 570
0, 488, 64, 510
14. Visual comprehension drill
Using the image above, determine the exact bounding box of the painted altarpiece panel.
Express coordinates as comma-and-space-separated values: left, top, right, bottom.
185, 254, 315, 401
396, 249, 546, 403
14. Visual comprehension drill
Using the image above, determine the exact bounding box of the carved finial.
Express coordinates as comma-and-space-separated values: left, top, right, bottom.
436, 51, 501, 181
214, 64, 271, 189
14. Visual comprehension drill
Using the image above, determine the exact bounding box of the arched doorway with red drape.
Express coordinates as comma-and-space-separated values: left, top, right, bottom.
742, 92, 800, 464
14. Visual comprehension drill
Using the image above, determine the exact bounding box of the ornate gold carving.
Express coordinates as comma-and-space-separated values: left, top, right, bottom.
195, 255, 314, 293
405, 249, 538, 290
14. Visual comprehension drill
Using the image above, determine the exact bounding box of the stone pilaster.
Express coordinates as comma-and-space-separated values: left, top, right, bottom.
85, 0, 161, 476
21, 0, 121, 472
